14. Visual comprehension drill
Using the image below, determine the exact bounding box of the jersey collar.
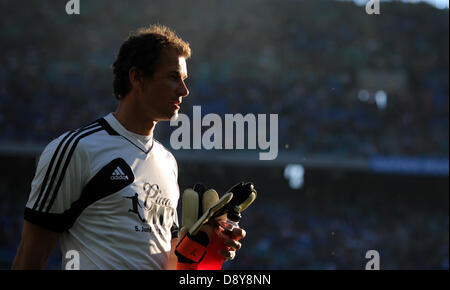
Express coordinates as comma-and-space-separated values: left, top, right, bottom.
103, 113, 154, 153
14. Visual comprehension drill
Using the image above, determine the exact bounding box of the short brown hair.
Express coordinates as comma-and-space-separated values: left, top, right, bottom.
112, 24, 191, 99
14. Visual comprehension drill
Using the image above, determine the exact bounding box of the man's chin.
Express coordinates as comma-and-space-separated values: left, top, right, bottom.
169, 112, 179, 122
155, 109, 179, 122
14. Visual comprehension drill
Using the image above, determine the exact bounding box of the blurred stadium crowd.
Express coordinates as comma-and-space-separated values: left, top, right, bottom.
0, 0, 448, 158
230, 192, 449, 269
0, 0, 448, 269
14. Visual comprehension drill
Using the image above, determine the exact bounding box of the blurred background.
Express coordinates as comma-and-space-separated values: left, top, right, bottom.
0, 0, 448, 269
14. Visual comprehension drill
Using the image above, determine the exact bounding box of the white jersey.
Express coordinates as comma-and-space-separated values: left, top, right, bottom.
24, 113, 180, 270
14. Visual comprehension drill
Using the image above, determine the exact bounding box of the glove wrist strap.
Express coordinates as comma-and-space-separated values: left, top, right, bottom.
175, 232, 208, 264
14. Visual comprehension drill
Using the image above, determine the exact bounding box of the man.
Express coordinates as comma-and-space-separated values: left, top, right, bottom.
12, 24, 245, 270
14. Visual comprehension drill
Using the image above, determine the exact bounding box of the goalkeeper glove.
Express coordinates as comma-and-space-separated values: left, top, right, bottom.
175, 182, 257, 270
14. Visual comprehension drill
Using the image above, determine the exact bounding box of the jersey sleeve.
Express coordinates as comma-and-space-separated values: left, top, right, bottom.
24, 131, 89, 233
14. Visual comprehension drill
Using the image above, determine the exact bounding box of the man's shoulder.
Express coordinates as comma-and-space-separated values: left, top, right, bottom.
41, 119, 109, 158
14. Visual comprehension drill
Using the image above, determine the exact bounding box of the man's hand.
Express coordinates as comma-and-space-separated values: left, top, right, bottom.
199, 214, 247, 261
217, 225, 246, 261
175, 182, 256, 269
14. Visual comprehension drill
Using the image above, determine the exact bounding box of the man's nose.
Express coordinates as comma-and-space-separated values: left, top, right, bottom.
178, 80, 189, 97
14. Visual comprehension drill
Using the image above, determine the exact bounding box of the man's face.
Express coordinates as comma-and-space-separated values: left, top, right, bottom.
136, 48, 189, 122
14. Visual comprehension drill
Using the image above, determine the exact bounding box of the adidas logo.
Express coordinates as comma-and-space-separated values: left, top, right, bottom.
111, 166, 129, 180
189, 249, 197, 257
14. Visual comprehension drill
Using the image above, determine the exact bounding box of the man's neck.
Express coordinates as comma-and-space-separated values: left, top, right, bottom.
114, 102, 157, 136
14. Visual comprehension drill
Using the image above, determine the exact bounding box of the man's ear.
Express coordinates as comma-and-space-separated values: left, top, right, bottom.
129, 66, 144, 88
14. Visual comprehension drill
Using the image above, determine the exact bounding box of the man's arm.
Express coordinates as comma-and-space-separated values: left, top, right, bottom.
12, 220, 61, 270
166, 237, 180, 270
